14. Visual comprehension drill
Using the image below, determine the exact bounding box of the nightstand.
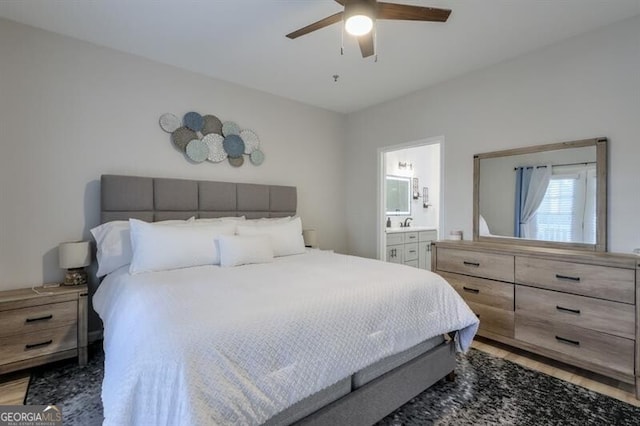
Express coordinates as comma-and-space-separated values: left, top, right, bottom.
0, 285, 88, 375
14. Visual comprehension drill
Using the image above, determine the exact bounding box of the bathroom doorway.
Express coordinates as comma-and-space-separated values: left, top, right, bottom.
377, 137, 443, 263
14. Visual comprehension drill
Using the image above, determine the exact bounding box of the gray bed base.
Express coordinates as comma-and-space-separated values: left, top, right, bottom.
99, 175, 457, 426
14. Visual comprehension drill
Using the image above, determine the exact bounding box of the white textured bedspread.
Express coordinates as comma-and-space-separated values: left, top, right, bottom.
93, 250, 478, 426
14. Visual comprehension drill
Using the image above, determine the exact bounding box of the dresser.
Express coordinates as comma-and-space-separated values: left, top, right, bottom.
432, 240, 639, 398
386, 228, 437, 270
0, 285, 88, 375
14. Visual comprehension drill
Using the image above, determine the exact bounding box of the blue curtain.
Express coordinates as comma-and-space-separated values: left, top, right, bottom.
514, 167, 533, 237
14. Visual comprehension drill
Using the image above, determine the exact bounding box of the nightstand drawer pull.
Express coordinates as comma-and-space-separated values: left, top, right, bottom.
555, 274, 581, 282
463, 261, 480, 267
555, 336, 580, 347
556, 305, 581, 315
25, 314, 53, 323
463, 287, 480, 294
25, 340, 53, 350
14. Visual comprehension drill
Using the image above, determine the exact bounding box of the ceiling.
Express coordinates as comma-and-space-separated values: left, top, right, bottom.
0, 0, 638, 113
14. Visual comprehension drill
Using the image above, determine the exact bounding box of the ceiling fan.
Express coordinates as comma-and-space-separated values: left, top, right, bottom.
286, 0, 451, 58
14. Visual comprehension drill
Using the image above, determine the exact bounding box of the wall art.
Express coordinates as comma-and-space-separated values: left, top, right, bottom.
159, 112, 264, 168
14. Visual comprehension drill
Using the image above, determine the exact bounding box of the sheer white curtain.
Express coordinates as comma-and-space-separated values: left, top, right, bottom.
520, 165, 551, 238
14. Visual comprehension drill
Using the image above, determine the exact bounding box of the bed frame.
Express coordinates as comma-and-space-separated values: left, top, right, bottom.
100, 174, 457, 426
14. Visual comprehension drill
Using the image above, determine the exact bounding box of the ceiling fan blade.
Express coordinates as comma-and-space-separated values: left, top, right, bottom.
357, 32, 375, 58
286, 12, 344, 39
377, 2, 451, 22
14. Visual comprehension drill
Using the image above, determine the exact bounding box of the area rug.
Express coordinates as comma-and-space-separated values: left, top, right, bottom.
26, 346, 640, 425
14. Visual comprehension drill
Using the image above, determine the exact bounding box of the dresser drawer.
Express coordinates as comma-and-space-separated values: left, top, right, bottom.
515, 315, 634, 376
404, 232, 418, 243
516, 286, 635, 339
515, 257, 635, 304
467, 301, 514, 338
404, 243, 418, 261
437, 248, 514, 282
441, 272, 514, 311
386, 233, 404, 246
0, 301, 77, 338
418, 230, 437, 242
0, 325, 77, 366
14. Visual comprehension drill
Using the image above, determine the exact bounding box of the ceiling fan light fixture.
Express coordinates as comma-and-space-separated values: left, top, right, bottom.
345, 14, 373, 36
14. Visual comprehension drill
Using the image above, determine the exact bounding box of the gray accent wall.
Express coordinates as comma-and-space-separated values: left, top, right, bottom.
0, 18, 346, 332
345, 15, 640, 258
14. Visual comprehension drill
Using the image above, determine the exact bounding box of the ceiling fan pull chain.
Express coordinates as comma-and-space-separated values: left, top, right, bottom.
340, 19, 345, 55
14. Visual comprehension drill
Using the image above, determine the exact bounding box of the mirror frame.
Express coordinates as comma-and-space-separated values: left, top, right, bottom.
473, 137, 607, 252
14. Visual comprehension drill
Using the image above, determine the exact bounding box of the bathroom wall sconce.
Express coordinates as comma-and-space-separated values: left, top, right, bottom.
423, 187, 432, 208
412, 178, 420, 200
398, 161, 413, 170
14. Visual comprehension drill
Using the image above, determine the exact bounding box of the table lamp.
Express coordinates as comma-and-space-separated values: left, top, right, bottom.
58, 241, 91, 286
303, 229, 318, 249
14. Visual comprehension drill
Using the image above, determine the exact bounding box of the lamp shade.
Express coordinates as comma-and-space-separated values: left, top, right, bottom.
58, 241, 91, 269
303, 229, 318, 249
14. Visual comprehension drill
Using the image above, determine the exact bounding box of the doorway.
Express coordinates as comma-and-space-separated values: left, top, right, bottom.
377, 137, 443, 263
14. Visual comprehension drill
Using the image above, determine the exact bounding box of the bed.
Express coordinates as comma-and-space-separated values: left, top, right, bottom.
92, 175, 479, 426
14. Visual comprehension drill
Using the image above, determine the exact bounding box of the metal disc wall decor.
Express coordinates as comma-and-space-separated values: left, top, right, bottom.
186, 139, 209, 163
201, 115, 222, 136
171, 127, 197, 152
229, 156, 244, 167
223, 134, 245, 158
202, 133, 227, 163
159, 113, 181, 133
240, 129, 260, 154
250, 149, 265, 166
160, 111, 264, 167
222, 121, 241, 137
184, 112, 204, 132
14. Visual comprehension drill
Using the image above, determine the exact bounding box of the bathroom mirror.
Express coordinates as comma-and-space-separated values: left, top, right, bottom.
386, 175, 411, 216
473, 138, 607, 251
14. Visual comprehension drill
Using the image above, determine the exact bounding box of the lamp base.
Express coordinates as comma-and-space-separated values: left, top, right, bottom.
63, 268, 87, 286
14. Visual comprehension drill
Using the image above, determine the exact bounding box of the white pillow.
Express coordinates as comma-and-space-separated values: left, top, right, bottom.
128, 219, 236, 274
91, 219, 190, 277
236, 217, 305, 257
479, 215, 492, 236
217, 235, 274, 267
243, 216, 293, 226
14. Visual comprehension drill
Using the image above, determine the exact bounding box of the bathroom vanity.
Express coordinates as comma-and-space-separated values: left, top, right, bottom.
385, 227, 437, 270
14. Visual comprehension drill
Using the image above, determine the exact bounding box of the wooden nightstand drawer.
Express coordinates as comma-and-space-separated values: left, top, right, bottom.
0, 325, 77, 366
441, 272, 514, 311
515, 315, 634, 376
516, 285, 635, 339
515, 257, 635, 304
437, 248, 514, 282
0, 301, 77, 338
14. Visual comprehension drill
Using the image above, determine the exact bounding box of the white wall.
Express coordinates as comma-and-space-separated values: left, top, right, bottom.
0, 18, 347, 328
345, 16, 640, 259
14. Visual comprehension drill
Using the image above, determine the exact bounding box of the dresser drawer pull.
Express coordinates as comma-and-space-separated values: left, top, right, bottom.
556, 306, 581, 315
25, 340, 53, 350
555, 274, 581, 282
408, 250, 416, 254
555, 336, 580, 347
463, 287, 480, 294
25, 314, 53, 323
463, 261, 480, 267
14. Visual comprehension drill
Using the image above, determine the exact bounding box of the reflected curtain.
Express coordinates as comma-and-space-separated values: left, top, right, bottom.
514, 166, 551, 238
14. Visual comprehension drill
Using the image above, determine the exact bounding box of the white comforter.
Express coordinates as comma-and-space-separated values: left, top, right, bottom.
93, 250, 478, 426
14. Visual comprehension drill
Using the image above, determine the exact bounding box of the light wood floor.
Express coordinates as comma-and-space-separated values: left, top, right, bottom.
0, 337, 638, 407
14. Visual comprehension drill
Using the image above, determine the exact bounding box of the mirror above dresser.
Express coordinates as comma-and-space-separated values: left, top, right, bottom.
473, 137, 608, 252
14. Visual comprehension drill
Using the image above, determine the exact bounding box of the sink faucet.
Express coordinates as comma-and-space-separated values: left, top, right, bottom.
403, 218, 413, 227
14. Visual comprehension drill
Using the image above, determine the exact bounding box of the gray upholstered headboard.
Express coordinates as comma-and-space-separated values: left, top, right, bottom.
100, 175, 297, 223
